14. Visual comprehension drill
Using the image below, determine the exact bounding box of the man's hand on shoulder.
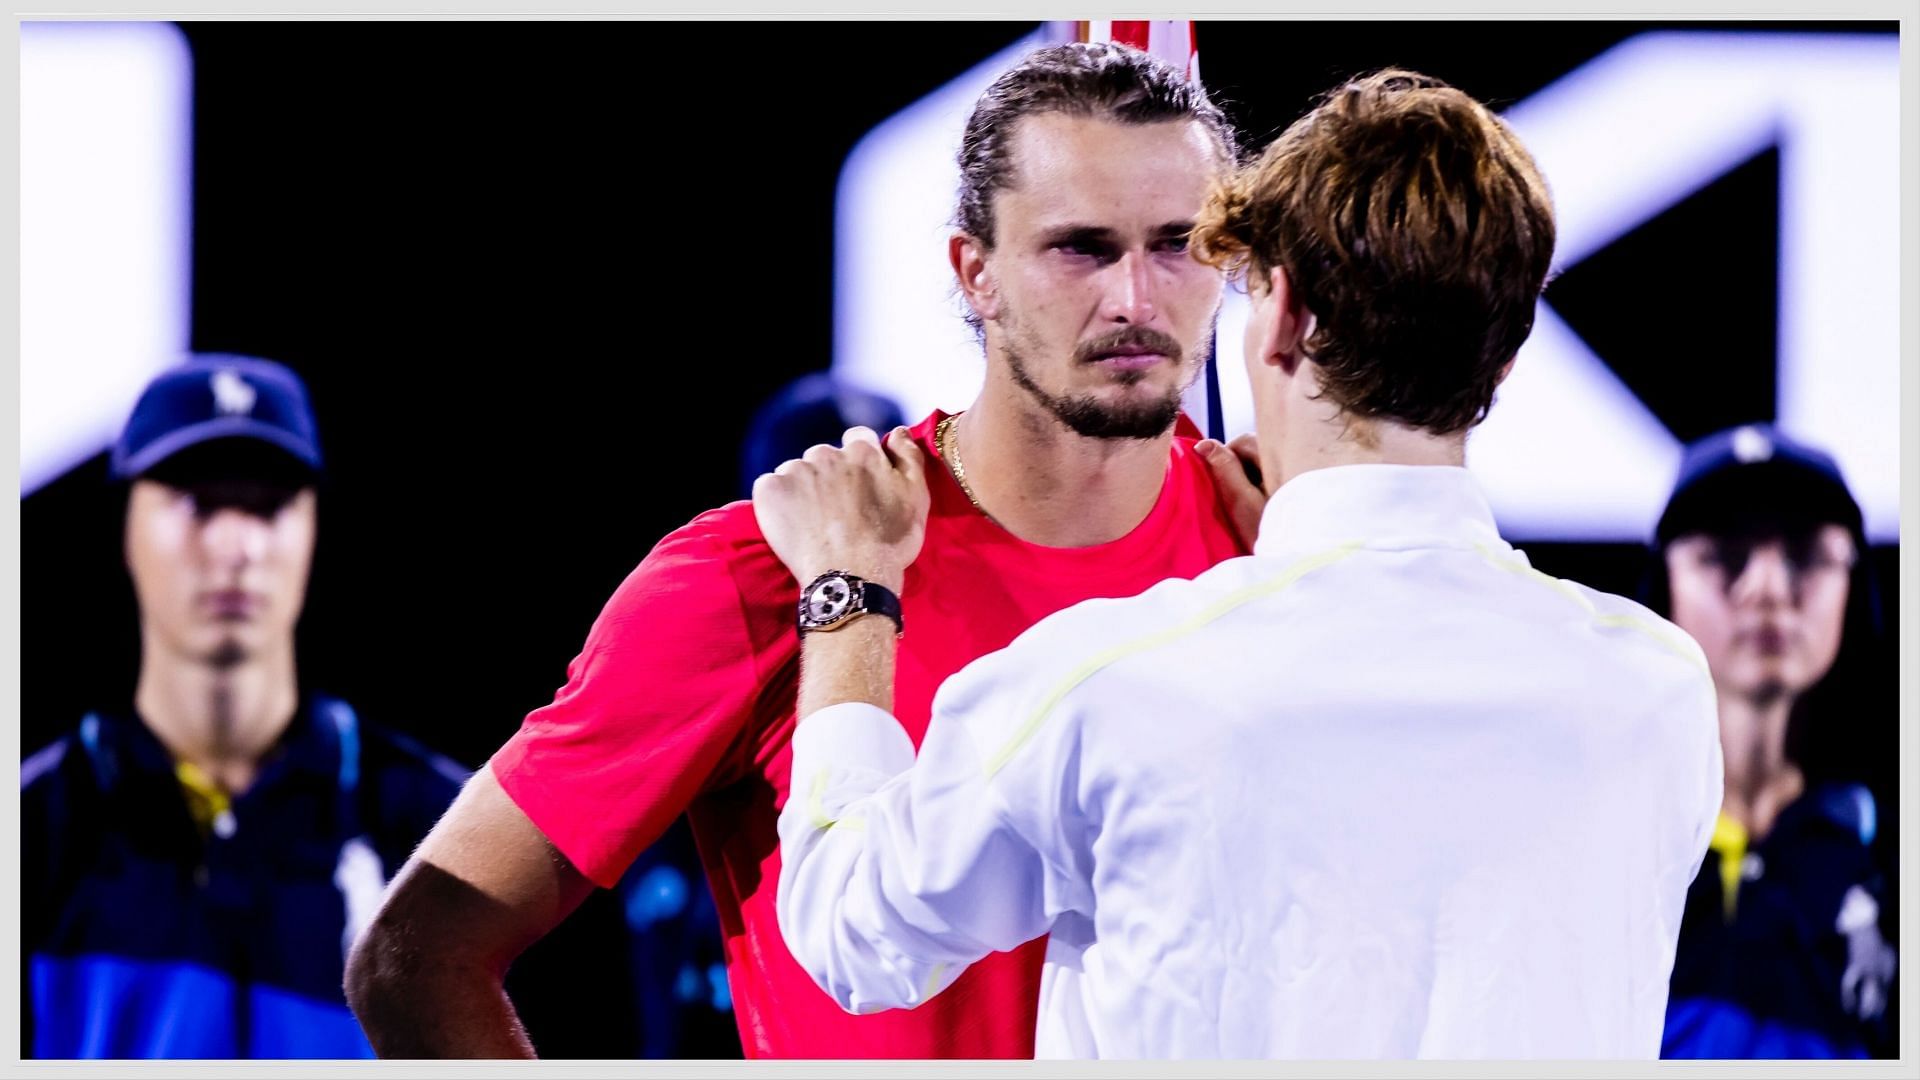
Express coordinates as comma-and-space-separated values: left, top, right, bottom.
1196, 433, 1268, 550
751, 426, 930, 594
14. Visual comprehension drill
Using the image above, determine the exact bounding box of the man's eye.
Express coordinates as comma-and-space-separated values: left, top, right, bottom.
1054, 242, 1111, 261
1798, 547, 1855, 574
1157, 234, 1192, 254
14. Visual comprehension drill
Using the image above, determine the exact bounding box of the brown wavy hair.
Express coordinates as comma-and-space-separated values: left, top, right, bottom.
957, 41, 1240, 251
1193, 69, 1556, 435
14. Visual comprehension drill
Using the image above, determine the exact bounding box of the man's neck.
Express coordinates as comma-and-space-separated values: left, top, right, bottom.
1272, 400, 1466, 491
135, 637, 299, 796
1716, 692, 1804, 841
953, 378, 1173, 548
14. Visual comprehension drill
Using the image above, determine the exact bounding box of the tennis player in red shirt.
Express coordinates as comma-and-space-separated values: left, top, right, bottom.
346, 41, 1259, 1059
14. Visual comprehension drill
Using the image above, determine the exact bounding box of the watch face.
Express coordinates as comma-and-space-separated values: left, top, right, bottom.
804, 575, 855, 625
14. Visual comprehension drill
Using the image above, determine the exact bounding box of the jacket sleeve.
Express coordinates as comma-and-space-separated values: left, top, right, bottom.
775, 690, 1088, 1015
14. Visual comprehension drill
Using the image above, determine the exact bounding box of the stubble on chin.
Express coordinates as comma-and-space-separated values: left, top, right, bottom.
998, 327, 1205, 441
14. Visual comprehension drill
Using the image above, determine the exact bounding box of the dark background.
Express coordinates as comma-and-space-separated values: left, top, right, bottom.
20, 20, 1901, 1057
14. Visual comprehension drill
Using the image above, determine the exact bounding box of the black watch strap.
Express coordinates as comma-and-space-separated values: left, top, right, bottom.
797, 571, 904, 636
855, 579, 904, 635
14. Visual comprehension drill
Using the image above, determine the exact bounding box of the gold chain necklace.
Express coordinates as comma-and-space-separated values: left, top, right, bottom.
935, 413, 991, 518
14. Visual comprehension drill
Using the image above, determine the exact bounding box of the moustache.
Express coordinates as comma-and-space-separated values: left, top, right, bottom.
1074, 327, 1184, 365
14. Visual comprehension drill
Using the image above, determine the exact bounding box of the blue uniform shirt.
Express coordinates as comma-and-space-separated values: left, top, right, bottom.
1663, 782, 1898, 1058
22, 696, 466, 1058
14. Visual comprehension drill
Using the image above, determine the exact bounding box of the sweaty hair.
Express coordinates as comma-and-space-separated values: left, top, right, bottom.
956, 41, 1240, 251
1192, 68, 1556, 435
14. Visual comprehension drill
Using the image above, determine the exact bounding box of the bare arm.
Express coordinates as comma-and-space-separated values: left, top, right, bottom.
345, 766, 594, 1058
754, 423, 926, 718
755, 427, 1072, 1011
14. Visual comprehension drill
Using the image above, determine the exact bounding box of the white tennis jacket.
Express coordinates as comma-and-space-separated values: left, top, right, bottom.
777, 464, 1722, 1058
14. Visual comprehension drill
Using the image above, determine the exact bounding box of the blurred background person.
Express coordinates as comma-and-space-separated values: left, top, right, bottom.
21, 355, 468, 1058
738, 373, 908, 496
1650, 424, 1898, 1059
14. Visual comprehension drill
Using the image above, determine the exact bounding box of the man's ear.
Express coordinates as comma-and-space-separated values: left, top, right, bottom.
1253, 265, 1312, 375
1495, 355, 1517, 387
950, 233, 999, 323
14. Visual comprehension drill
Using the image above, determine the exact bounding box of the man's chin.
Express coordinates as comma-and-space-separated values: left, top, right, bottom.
1005, 341, 1193, 441
199, 637, 254, 669
1050, 392, 1185, 441
1734, 668, 1797, 705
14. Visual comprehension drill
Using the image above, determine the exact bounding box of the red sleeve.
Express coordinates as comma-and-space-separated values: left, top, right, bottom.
488, 504, 791, 888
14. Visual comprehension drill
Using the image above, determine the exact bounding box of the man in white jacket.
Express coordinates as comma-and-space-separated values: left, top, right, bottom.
751, 68, 1723, 1058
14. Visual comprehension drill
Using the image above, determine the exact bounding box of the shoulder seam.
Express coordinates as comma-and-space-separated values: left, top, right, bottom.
1471, 543, 1707, 675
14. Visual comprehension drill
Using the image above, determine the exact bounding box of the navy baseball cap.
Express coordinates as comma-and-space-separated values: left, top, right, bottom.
111, 355, 323, 481
1653, 423, 1861, 548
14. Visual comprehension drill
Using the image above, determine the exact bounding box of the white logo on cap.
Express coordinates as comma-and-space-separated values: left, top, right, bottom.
211, 369, 257, 417
1731, 425, 1773, 464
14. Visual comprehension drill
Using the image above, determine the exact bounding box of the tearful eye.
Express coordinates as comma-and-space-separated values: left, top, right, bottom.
1054, 243, 1115, 263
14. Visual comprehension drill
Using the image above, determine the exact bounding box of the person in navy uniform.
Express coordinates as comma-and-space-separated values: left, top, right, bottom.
21, 355, 466, 1058
1651, 424, 1898, 1058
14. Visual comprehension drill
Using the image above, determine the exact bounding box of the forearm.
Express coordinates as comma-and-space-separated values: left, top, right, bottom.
346, 924, 535, 1058
754, 421, 922, 723
777, 702, 973, 1014
343, 857, 537, 1053
343, 771, 595, 1061
778, 690, 1068, 1016
797, 612, 898, 719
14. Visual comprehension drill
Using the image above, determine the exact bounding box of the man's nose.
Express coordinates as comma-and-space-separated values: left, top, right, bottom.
1099, 250, 1158, 325
200, 508, 270, 569
1730, 542, 1795, 607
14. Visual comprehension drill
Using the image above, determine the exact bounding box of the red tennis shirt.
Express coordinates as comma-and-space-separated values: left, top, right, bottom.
490, 410, 1248, 1058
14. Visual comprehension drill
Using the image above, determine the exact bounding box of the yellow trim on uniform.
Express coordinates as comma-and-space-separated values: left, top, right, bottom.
1474, 543, 1597, 614
807, 767, 870, 832
916, 962, 950, 1007
983, 543, 1365, 779
1591, 614, 1708, 671
175, 760, 231, 834
1710, 813, 1748, 921
1474, 544, 1708, 675
807, 767, 836, 830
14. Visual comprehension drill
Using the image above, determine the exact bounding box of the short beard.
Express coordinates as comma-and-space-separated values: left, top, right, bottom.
1001, 327, 1212, 442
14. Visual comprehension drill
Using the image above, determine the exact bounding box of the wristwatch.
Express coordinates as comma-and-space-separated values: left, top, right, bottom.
797, 570, 903, 636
